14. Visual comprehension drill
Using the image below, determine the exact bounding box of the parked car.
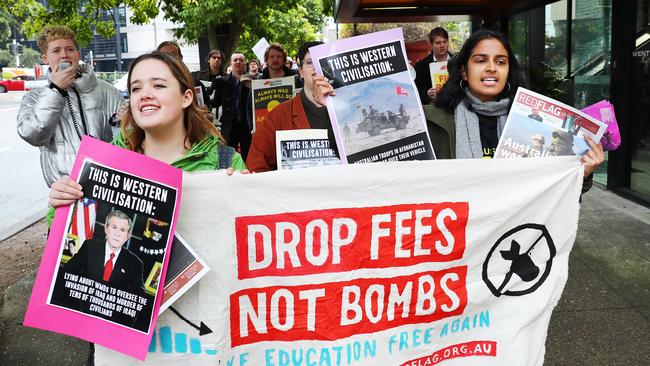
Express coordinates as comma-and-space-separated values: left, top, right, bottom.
0, 76, 48, 93
12, 75, 36, 81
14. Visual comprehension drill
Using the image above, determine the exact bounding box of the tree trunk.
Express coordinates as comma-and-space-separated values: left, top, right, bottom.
223, 19, 242, 60
207, 24, 218, 51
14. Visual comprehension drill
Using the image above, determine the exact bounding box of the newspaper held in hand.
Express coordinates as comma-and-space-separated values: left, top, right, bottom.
495, 87, 607, 158
309, 28, 435, 164
276, 129, 340, 170
251, 76, 295, 133
429, 61, 449, 91
159, 234, 209, 313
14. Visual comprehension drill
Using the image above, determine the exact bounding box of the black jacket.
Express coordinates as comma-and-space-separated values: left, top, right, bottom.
195, 68, 223, 82
414, 52, 453, 105
210, 73, 252, 140
65, 239, 145, 295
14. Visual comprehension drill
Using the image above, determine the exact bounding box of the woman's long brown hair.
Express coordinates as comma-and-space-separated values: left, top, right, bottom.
120, 51, 224, 153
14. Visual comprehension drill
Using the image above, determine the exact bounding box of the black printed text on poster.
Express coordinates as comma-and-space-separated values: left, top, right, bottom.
78, 162, 177, 222
347, 132, 434, 164
318, 41, 406, 88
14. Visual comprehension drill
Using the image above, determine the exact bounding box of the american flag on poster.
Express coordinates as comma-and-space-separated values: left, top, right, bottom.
70, 198, 97, 243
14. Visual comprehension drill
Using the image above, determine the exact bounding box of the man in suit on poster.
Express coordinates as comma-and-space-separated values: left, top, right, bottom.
65, 210, 145, 298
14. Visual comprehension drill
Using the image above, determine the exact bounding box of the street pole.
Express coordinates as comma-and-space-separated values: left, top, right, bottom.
114, 6, 123, 72
13, 39, 20, 67
153, 19, 157, 48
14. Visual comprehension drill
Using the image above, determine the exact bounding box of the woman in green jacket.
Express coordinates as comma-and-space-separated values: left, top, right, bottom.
424, 29, 603, 185
48, 51, 247, 208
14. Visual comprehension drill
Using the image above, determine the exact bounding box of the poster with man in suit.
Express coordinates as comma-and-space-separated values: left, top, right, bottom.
25, 137, 182, 360
60, 210, 145, 326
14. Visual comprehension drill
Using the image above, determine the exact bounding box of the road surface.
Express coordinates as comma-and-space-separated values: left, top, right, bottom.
0, 91, 49, 241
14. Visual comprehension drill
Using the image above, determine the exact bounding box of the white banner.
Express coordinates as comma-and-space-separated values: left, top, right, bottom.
96, 157, 584, 366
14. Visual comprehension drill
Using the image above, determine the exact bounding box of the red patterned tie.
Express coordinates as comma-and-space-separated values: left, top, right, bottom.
103, 253, 115, 282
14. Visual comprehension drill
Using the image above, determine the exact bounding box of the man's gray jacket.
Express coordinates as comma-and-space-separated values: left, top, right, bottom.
17, 63, 123, 186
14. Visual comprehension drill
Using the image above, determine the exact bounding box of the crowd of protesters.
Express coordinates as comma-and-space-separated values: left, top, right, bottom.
18, 23, 603, 365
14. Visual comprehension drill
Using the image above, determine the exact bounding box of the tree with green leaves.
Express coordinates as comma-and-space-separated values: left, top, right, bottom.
4, 0, 332, 61
3, 0, 158, 48
19, 46, 40, 67
0, 48, 12, 68
0, 46, 40, 69
236, 0, 329, 59
161, 0, 332, 59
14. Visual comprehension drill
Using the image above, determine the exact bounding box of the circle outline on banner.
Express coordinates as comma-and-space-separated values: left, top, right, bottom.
482, 223, 556, 297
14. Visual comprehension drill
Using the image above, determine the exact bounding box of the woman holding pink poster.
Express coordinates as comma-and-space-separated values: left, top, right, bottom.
44, 51, 248, 361
49, 51, 247, 209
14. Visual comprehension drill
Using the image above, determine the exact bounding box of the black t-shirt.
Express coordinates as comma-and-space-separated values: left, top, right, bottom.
300, 90, 339, 156
477, 113, 498, 159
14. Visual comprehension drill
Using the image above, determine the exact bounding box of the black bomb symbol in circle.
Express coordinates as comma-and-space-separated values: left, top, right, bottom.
482, 223, 556, 297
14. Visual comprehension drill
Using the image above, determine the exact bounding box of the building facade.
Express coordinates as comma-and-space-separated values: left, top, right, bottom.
85, 6, 200, 73
335, 0, 650, 206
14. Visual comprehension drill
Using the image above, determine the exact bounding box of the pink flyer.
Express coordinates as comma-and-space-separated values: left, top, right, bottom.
24, 136, 183, 360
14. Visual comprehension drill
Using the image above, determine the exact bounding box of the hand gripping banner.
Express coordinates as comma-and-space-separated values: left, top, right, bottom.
95, 157, 583, 366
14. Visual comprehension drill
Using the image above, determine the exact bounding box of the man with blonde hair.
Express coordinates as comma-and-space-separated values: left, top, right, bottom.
17, 25, 123, 186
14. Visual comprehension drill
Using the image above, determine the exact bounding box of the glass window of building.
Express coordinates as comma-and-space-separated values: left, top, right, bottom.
509, 11, 529, 73
572, 0, 612, 184
631, 0, 650, 196
544, 0, 570, 102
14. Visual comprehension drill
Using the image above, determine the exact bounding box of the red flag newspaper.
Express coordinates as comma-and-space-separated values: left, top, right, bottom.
495, 87, 607, 158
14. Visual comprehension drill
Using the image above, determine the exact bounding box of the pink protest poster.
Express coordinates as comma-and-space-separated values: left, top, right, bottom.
24, 136, 183, 360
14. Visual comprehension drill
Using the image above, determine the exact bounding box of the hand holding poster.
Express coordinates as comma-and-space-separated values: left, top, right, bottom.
495, 87, 607, 158
24, 136, 182, 360
309, 28, 435, 164
252, 76, 295, 133
429, 61, 449, 91
95, 157, 583, 365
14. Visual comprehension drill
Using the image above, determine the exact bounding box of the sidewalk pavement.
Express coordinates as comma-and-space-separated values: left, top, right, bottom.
0, 186, 648, 365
